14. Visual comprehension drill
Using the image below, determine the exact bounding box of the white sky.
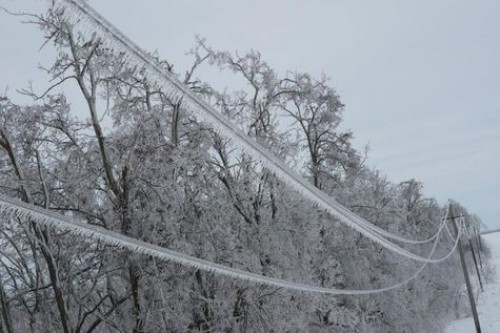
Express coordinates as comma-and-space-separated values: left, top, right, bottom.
1, 0, 499, 229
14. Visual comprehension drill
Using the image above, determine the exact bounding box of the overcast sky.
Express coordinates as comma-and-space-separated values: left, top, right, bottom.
1, 0, 499, 229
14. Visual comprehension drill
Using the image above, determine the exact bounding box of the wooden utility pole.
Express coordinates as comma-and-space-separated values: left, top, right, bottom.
468, 235, 484, 291
476, 228, 484, 253
475, 229, 483, 268
449, 204, 481, 333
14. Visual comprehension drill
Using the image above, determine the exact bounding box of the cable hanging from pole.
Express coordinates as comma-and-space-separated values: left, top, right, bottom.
43, 0, 458, 262
0, 194, 462, 296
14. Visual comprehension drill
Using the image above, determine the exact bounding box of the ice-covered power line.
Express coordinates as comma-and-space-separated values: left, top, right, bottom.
0, 195, 461, 295
330, 200, 446, 245
45, 0, 452, 262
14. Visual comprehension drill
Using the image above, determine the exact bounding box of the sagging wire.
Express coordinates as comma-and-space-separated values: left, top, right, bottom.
0, 194, 462, 295
42, 0, 455, 262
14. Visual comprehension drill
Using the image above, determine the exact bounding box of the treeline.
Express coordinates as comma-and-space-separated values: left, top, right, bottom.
0, 8, 486, 332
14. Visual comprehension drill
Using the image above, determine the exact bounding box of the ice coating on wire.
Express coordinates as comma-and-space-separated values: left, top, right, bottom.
0, 194, 461, 295
42, 0, 454, 263
51, 0, 443, 250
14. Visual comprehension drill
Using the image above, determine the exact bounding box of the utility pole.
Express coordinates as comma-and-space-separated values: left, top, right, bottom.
467, 233, 484, 291
449, 204, 481, 333
476, 227, 484, 253
474, 229, 483, 268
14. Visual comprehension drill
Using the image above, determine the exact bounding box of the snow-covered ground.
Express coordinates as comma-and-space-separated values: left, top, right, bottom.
445, 232, 500, 333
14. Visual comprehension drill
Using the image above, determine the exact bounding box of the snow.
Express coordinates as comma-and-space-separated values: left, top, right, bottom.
445, 232, 500, 333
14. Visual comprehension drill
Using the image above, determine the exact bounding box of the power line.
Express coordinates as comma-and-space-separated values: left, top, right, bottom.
46, 0, 456, 263
0, 194, 461, 295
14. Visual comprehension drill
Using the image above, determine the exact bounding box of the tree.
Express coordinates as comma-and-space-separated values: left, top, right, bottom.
0, 6, 487, 332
